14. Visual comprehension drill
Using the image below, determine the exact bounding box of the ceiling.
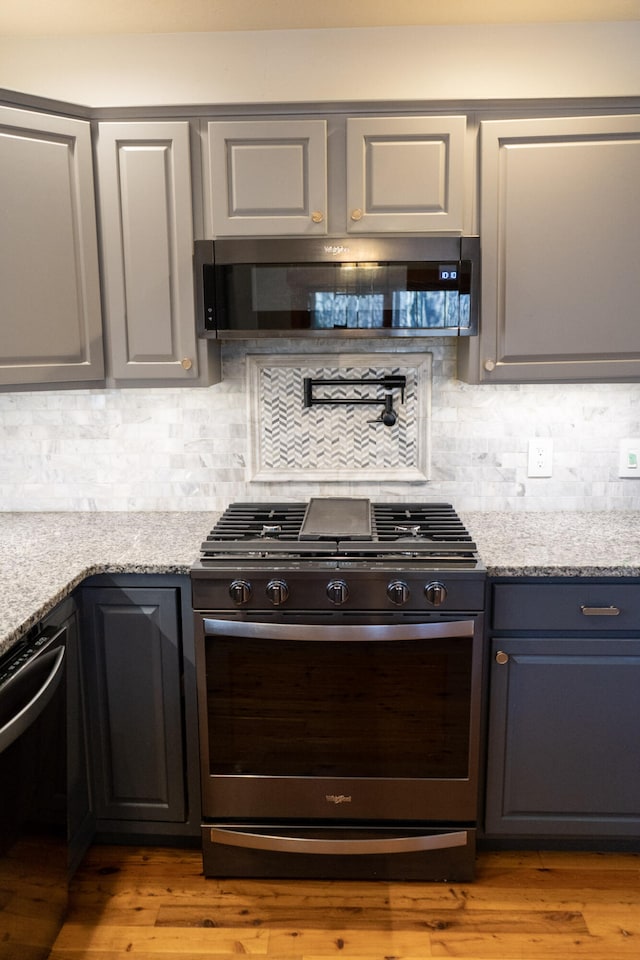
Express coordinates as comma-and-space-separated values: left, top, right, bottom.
1, 0, 639, 36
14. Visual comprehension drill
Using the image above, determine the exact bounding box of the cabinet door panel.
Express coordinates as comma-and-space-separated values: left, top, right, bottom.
82, 587, 185, 822
208, 119, 327, 235
465, 114, 640, 383
0, 106, 103, 385
486, 637, 640, 836
346, 116, 465, 232
97, 121, 199, 380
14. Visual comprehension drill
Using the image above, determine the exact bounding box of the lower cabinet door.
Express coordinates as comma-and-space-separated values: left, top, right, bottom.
485, 637, 640, 838
81, 587, 186, 822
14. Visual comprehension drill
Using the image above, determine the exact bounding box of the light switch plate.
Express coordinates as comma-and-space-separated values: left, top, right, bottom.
619, 438, 640, 477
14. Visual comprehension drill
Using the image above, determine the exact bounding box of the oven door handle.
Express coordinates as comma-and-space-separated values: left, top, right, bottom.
202, 618, 475, 642
209, 826, 469, 855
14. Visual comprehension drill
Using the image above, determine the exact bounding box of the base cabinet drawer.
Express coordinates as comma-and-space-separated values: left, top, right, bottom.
492, 583, 640, 632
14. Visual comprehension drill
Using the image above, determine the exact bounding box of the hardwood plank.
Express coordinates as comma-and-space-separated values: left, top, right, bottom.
268, 927, 435, 956
50, 922, 269, 954
428, 932, 630, 958
156, 902, 588, 934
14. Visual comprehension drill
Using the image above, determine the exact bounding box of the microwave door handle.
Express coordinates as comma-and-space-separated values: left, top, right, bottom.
202, 618, 474, 642
209, 826, 469, 856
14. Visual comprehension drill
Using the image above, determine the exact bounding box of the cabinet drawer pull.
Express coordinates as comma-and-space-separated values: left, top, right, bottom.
311, 210, 324, 223
495, 650, 509, 665
580, 605, 620, 616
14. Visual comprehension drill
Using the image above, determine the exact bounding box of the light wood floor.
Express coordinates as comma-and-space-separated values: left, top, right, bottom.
49, 844, 640, 959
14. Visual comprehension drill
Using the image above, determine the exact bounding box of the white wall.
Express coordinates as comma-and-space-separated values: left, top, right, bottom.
1, 22, 639, 107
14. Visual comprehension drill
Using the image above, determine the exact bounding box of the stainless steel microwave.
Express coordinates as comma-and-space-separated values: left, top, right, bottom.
194, 236, 479, 338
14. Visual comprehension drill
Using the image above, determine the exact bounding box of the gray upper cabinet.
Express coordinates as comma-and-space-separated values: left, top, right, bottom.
206, 115, 466, 237
207, 119, 328, 236
345, 116, 465, 233
0, 105, 104, 387
458, 114, 640, 383
97, 121, 218, 384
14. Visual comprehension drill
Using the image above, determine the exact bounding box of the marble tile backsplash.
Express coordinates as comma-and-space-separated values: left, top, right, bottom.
1, 339, 640, 512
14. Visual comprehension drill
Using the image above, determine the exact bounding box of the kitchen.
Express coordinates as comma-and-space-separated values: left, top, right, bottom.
1, 1, 640, 957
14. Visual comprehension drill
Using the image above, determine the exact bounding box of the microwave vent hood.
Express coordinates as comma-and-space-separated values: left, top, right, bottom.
195, 236, 479, 339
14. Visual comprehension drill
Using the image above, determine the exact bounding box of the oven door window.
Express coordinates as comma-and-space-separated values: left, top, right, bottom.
205, 635, 472, 779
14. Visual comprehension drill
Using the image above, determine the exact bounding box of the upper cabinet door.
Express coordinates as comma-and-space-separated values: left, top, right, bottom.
0, 106, 104, 386
208, 119, 328, 236
97, 121, 204, 381
459, 114, 640, 383
346, 116, 466, 233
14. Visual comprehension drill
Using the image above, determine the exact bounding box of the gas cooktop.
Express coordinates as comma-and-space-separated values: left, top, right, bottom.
197, 498, 479, 566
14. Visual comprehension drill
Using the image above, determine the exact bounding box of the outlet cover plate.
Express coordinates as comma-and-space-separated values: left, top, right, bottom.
527, 438, 553, 477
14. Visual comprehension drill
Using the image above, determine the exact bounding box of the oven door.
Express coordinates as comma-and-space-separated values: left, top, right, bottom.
196, 615, 483, 824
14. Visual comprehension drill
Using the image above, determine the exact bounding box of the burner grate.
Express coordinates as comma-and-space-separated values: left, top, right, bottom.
372, 503, 474, 544
203, 503, 307, 543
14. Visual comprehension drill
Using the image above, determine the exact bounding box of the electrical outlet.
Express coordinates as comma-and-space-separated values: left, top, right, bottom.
527, 438, 553, 477
619, 438, 640, 477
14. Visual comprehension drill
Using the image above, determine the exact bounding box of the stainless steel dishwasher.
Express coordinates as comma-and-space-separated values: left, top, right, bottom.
0, 598, 91, 960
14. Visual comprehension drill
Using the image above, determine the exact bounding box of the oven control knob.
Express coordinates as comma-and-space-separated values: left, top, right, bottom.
266, 579, 289, 606
229, 579, 252, 605
327, 579, 349, 605
387, 579, 410, 606
424, 581, 448, 607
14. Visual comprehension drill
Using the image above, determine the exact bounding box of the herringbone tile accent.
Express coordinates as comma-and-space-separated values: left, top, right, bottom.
247, 354, 430, 481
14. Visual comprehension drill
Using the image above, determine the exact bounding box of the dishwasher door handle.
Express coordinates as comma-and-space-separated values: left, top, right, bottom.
0, 636, 66, 754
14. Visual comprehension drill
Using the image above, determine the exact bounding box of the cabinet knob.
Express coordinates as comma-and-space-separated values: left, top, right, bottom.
350, 208, 363, 222
483, 359, 496, 372
311, 211, 324, 223
181, 357, 193, 371
495, 651, 509, 665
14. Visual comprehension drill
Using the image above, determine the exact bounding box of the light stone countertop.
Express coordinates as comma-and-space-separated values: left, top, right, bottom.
0, 512, 217, 657
462, 511, 640, 578
1, 510, 640, 657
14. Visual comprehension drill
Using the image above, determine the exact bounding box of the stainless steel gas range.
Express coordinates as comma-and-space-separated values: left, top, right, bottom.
191, 497, 486, 881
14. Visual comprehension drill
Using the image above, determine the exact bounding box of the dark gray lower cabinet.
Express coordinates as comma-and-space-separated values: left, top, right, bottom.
485, 580, 640, 841
80, 578, 200, 838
